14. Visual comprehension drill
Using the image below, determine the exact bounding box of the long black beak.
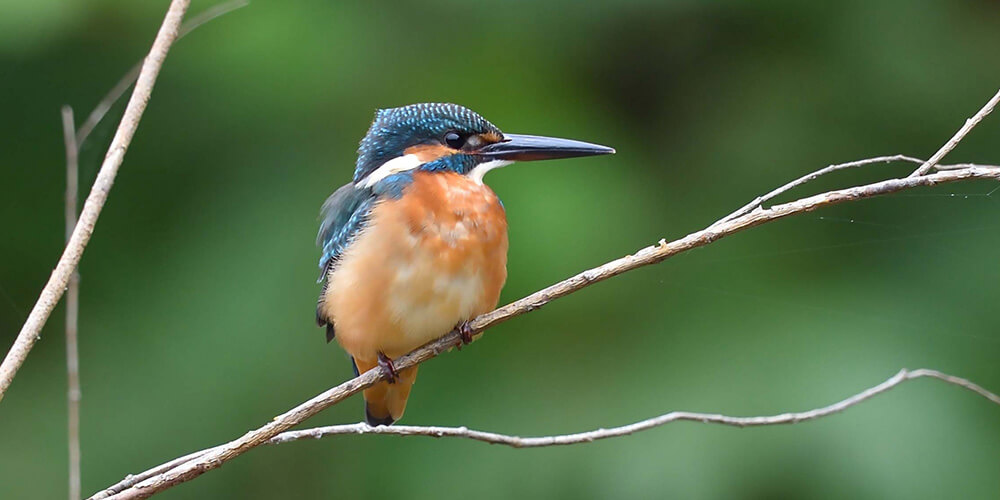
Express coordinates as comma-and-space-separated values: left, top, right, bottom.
478, 133, 615, 162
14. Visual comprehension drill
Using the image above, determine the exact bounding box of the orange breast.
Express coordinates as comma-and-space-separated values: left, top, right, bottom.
322, 171, 508, 362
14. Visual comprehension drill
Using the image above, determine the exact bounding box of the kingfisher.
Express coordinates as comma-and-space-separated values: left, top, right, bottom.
316, 103, 614, 426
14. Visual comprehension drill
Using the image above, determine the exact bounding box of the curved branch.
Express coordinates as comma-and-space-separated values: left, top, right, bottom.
258, 368, 1000, 446
0, 0, 192, 402
92, 367, 1000, 499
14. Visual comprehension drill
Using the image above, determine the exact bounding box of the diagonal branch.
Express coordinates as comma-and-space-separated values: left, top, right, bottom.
98, 89, 1000, 499
0, 0, 192, 402
713, 154, 925, 226
100, 163, 1000, 499
74, 0, 249, 148
91, 366, 1000, 498
908, 89, 1000, 177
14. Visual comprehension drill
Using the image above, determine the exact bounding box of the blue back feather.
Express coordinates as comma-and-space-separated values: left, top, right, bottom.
316, 173, 421, 280
316, 184, 376, 280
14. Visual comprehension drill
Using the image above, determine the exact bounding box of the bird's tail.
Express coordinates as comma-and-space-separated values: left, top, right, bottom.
353, 358, 418, 426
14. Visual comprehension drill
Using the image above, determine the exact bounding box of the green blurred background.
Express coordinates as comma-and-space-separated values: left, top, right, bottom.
1, 0, 999, 498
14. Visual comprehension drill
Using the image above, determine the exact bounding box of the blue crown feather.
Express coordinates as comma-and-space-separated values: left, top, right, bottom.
353, 103, 501, 184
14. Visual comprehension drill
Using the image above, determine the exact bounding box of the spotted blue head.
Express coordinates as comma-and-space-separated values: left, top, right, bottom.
352, 103, 615, 190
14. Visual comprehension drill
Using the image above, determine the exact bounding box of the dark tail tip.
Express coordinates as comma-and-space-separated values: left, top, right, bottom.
365, 405, 395, 427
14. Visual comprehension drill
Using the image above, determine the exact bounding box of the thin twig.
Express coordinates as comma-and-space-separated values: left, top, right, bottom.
249, 368, 1000, 443
930, 162, 999, 171
61, 106, 83, 500
716, 90, 1000, 222
91, 367, 999, 499
713, 154, 925, 226
73, 65, 139, 150
0, 0, 192, 402
99, 162, 1000, 500
54, 4, 247, 491
91, 450, 213, 500
74, 0, 248, 148
177, 0, 249, 39
908, 89, 1000, 177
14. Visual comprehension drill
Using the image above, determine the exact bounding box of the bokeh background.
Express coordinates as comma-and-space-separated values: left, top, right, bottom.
1, 1, 999, 498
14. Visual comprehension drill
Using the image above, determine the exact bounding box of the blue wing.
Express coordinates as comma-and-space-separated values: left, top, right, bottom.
316, 183, 376, 282
316, 182, 376, 342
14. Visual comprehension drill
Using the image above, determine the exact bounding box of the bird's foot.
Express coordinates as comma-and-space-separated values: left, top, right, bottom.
455, 321, 475, 350
377, 351, 398, 384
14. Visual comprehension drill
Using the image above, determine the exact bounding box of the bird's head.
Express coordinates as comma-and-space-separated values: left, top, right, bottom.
353, 103, 614, 190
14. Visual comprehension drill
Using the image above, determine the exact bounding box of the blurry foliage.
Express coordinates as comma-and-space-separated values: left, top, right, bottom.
1, 0, 998, 498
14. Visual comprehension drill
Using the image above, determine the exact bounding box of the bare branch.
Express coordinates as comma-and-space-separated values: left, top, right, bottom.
98, 163, 1000, 499
91, 450, 212, 500
86, 86, 1000, 498
73, 65, 139, 150
176, 0, 249, 39
269, 369, 1000, 446
52, 4, 248, 492
91, 367, 999, 499
61, 106, 83, 500
0, 0, 192, 401
74, 0, 249, 148
930, 162, 1000, 171
713, 154, 925, 226
908, 89, 1000, 177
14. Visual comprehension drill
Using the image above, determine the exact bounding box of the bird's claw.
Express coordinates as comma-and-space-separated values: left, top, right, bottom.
377, 351, 398, 384
456, 321, 475, 350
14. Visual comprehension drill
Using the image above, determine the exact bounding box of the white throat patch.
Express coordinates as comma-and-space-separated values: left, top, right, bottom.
468, 159, 513, 184
359, 155, 513, 188
359, 154, 423, 189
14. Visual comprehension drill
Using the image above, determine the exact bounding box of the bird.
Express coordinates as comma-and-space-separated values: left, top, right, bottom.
316, 103, 614, 426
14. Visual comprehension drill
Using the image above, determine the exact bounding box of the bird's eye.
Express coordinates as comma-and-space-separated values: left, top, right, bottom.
444, 131, 465, 149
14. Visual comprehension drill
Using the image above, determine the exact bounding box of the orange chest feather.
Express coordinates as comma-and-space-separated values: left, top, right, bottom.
324, 172, 509, 360
395, 171, 509, 268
